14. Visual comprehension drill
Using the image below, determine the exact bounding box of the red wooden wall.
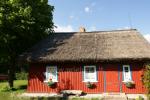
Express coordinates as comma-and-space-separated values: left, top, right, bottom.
27, 64, 104, 93
27, 63, 146, 93
121, 64, 146, 93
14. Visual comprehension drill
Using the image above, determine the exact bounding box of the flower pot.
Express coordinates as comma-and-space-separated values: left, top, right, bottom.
47, 81, 56, 87
86, 82, 94, 89
125, 81, 135, 88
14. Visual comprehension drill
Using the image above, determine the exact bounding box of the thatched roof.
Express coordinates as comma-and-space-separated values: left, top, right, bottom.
19, 29, 150, 63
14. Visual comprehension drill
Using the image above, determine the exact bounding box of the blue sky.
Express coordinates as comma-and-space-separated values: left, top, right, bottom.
48, 0, 150, 42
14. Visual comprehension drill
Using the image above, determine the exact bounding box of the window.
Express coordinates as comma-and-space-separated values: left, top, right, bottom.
83, 66, 97, 82
123, 65, 132, 82
44, 66, 57, 82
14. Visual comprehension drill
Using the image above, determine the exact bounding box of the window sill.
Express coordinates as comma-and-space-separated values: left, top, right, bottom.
44, 80, 58, 83
122, 80, 134, 83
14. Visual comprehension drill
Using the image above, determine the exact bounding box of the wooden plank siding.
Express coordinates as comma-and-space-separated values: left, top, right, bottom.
27, 63, 146, 93
27, 64, 104, 93
121, 64, 146, 93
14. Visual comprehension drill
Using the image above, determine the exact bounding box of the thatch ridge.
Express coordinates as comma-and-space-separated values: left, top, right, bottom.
19, 29, 150, 63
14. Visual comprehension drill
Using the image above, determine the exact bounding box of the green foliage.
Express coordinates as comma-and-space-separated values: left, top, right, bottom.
86, 82, 94, 89
135, 96, 144, 100
47, 81, 55, 87
147, 95, 150, 100
138, 96, 144, 100
15, 72, 28, 80
0, 64, 9, 74
0, 0, 54, 87
142, 64, 150, 94
125, 81, 135, 88
0, 0, 54, 63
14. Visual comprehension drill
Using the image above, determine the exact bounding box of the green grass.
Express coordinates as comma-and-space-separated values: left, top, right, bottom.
0, 80, 104, 100
0, 80, 27, 92
0, 80, 28, 100
71, 97, 103, 100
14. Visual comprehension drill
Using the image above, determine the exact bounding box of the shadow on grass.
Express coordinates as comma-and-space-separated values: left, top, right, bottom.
18, 85, 27, 90
9, 85, 27, 92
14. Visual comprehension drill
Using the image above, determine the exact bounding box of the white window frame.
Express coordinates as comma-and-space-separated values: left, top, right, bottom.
83, 65, 97, 82
44, 66, 58, 82
123, 65, 132, 82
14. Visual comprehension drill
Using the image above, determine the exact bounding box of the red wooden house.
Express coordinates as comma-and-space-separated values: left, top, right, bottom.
20, 29, 150, 94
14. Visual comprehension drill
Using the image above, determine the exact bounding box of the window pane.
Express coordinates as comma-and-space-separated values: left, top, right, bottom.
85, 67, 95, 73
123, 65, 132, 81
124, 67, 129, 72
85, 67, 90, 73
89, 67, 94, 73
84, 66, 96, 82
46, 66, 57, 81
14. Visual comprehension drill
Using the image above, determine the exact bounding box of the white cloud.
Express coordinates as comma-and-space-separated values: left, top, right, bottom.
84, 7, 90, 13
69, 15, 74, 19
54, 25, 74, 32
144, 34, 150, 43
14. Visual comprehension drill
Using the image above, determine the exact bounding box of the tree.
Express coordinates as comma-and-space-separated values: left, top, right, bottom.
142, 64, 150, 98
0, 0, 54, 88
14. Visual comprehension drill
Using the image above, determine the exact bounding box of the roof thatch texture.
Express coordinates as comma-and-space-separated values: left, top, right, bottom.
19, 29, 150, 63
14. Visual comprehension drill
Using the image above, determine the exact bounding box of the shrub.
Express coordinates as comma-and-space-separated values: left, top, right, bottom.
142, 64, 150, 99
142, 64, 150, 92
135, 96, 144, 100
15, 72, 28, 80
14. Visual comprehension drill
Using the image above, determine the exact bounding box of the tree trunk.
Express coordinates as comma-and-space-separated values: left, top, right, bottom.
8, 65, 14, 88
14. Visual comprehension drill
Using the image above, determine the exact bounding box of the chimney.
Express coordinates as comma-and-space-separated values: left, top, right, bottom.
79, 27, 86, 32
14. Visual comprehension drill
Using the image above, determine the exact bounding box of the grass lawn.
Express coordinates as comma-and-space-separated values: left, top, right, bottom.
0, 80, 28, 100
0, 80, 27, 92
0, 80, 103, 100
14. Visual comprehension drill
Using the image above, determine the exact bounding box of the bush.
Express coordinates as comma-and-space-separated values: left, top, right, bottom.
142, 64, 150, 92
15, 72, 28, 80
135, 96, 144, 100
142, 64, 150, 99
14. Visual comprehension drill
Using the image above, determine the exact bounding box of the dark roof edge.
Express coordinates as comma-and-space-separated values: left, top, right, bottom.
20, 57, 150, 64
